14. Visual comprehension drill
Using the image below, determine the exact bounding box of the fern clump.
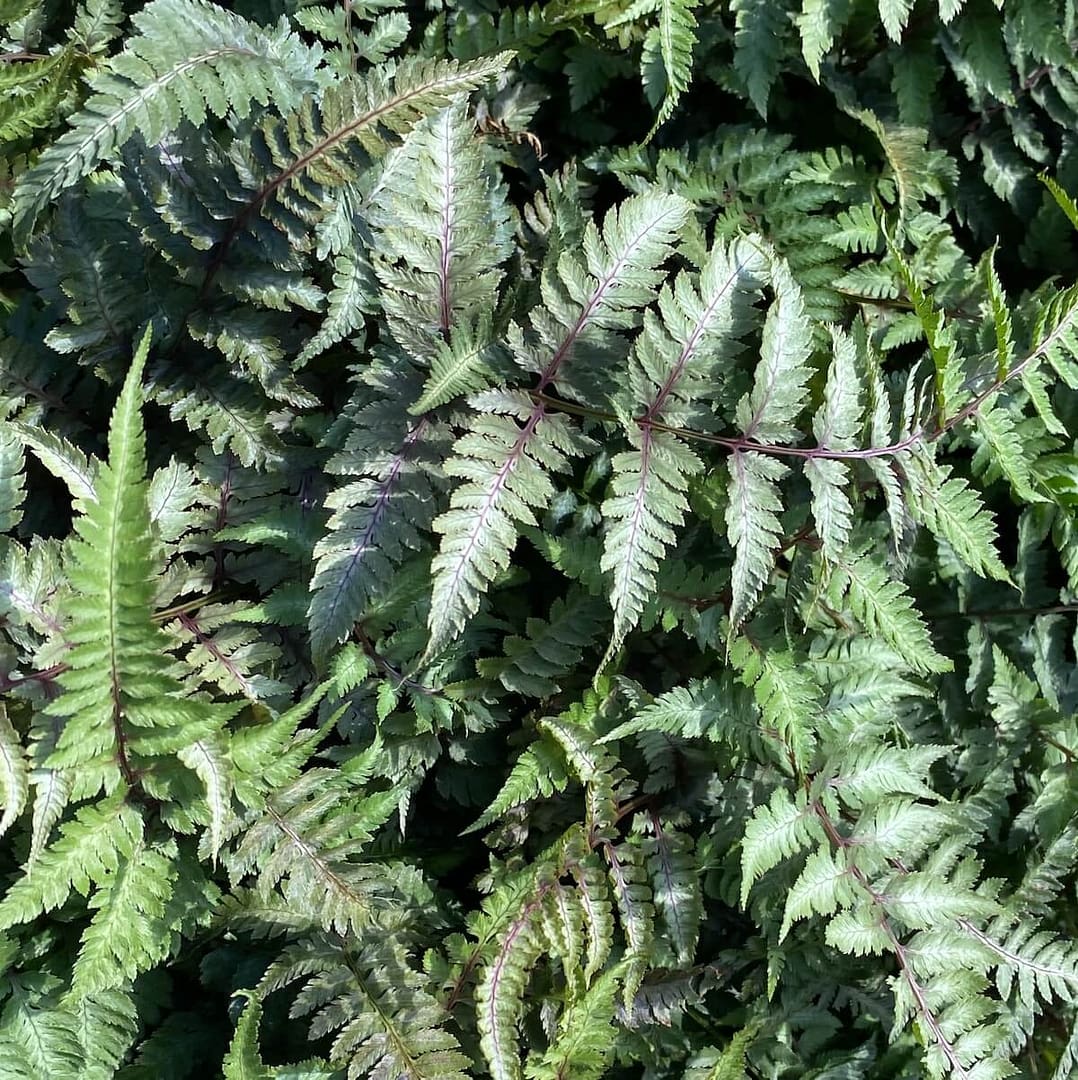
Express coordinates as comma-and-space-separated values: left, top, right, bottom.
3, 1, 1078, 1077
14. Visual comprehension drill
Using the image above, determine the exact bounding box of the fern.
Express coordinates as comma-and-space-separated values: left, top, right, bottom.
4, 3, 1078, 1076
601, 235, 766, 658
426, 191, 690, 657
11, 0, 321, 242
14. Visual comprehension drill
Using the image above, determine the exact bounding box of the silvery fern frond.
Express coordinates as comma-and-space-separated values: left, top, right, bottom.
601, 235, 767, 660
371, 101, 514, 356
425, 192, 691, 658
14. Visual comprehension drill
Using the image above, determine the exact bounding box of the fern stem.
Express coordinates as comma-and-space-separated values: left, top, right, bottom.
151, 591, 234, 622
354, 624, 439, 696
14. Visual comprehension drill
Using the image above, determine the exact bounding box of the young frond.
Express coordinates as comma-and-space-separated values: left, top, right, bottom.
40, 332, 242, 805
0, 798, 142, 929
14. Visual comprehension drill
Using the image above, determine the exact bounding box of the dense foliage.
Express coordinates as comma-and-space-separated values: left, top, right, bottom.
2, 1, 1078, 1077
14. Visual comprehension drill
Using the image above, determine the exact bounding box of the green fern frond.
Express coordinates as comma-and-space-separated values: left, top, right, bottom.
0, 797, 142, 929
223, 992, 274, 1080
297, 246, 378, 364
0, 706, 28, 842
526, 966, 620, 1080
227, 768, 400, 934
641, 0, 700, 136
906, 453, 1010, 582
70, 837, 217, 1000
478, 589, 608, 698
888, 237, 965, 421
981, 246, 1014, 380
265, 932, 470, 1080
825, 540, 951, 674
730, 639, 818, 769
797, 0, 850, 83
0, 429, 24, 536
740, 788, 824, 908
41, 330, 243, 805
465, 738, 571, 834
730, 0, 790, 117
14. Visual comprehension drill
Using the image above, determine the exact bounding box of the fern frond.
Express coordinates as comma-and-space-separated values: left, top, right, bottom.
888, 238, 965, 421
12, 0, 321, 242
725, 451, 787, 634
70, 837, 216, 1000
478, 589, 607, 698
309, 360, 452, 659
730, 639, 818, 769
0, 797, 142, 929
427, 193, 690, 657
0, 706, 28, 840
227, 768, 399, 934
907, 453, 1010, 582
730, 0, 790, 117
640, 0, 699, 135
42, 331, 242, 801
735, 254, 813, 444
645, 823, 701, 965
372, 101, 513, 350
981, 246, 1014, 380
223, 992, 274, 1080
806, 326, 863, 559
0, 987, 84, 1080
602, 236, 767, 656
297, 245, 378, 363
605, 841, 655, 1006
0, 428, 24, 535
264, 932, 470, 1080
221, 53, 512, 250
797, 0, 851, 82
11, 422, 98, 503
826, 541, 951, 674
465, 738, 571, 835
526, 967, 619, 1080
740, 788, 824, 908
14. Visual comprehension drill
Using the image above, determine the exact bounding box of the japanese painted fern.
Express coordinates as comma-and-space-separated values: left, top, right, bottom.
3, 1, 1078, 1078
